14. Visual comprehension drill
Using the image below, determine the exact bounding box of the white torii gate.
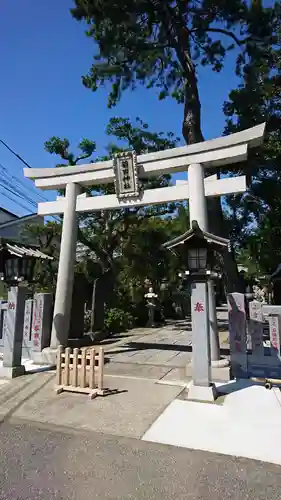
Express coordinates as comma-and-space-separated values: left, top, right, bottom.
24, 123, 265, 356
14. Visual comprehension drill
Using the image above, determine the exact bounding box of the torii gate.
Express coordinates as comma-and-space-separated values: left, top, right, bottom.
24, 123, 265, 356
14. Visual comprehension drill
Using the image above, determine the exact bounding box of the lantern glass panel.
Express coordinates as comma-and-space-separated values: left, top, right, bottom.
188, 247, 207, 271
26, 259, 34, 281
21, 258, 34, 281
198, 247, 208, 270
5, 258, 19, 281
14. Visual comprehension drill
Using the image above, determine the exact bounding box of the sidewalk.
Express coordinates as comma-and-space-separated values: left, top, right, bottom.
0, 371, 182, 439
1, 367, 281, 466
143, 380, 281, 466
4, 309, 281, 467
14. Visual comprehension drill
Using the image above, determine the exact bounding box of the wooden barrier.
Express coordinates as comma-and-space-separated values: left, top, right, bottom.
55, 346, 105, 399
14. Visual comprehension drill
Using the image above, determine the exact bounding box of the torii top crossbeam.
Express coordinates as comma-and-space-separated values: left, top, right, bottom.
25, 123, 265, 189
24, 123, 265, 217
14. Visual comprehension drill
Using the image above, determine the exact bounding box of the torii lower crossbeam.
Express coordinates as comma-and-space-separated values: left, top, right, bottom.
38, 176, 246, 216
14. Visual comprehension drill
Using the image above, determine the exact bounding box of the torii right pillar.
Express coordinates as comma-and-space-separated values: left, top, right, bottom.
188, 163, 226, 367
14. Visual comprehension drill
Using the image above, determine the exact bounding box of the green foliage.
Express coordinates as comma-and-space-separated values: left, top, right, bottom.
222, 1, 281, 271
44, 137, 70, 157
74, 116, 181, 276
70, 1, 273, 291
71, 0, 247, 105
44, 136, 96, 166
71, 0, 266, 143
104, 308, 134, 333
43, 117, 188, 316
22, 221, 62, 292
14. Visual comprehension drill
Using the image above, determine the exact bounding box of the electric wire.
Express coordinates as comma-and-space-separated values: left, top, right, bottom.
0, 162, 60, 223
0, 140, 61, 222
0, 139, 32, 169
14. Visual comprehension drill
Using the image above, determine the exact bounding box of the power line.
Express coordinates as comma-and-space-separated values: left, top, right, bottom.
0, 162, 47, 203
0, 169, 42, 208
0, 139, 32, 168
0, 190, 36, 214
0, 184, 61, 223
0, 177, 38, 210
0, 140, 61, 223
0, 160, 61, 223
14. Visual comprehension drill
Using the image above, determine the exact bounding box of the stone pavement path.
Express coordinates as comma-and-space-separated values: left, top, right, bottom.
106, 322, 193, 368
0, 420, 280, 500
100, 308, 229, 381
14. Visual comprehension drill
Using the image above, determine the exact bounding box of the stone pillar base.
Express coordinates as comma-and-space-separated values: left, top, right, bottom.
211, 358, 229, 368
31, 347, 57, 366
0, 365, 26, 379
188, 382, 217, 402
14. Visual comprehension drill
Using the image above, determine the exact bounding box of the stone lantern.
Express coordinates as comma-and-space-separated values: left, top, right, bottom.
0, 239, 53, 285
163, 220, 230, 401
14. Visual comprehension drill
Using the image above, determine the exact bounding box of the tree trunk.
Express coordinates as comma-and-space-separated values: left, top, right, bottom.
182, 78, 204, 144
182, 79, 242, 293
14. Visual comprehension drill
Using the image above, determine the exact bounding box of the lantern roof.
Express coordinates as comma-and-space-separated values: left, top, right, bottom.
163, 220, 230, 252
0, 239, 53, 261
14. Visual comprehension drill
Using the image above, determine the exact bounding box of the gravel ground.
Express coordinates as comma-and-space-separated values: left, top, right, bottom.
0, 420, 280, 500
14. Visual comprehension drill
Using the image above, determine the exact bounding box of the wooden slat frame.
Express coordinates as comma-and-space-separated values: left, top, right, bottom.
55, 346, 105, 399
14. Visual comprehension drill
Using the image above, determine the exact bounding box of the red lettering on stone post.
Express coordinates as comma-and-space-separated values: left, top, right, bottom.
194, 302, 204, 312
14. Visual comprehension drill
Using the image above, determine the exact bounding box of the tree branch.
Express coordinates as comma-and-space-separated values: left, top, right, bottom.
76, 152, 93, 163
191, 27, 249, 46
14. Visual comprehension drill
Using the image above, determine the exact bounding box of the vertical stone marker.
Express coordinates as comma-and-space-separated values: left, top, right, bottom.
22, 298, 34, 359
262, 306, 281, 356
261, 305, 281, 379
228, 292, 248, 378
249, 301, 264, 358
268, 315, 281, 360
0, 286, 26, 378
31, 293, 53, 353
188, 281, 217, 402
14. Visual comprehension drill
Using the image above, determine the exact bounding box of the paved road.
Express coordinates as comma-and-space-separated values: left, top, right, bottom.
0, 420, 280, 500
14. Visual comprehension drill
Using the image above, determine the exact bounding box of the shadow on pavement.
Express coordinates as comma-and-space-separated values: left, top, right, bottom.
107, 341, 230, 357
218, 379, 257, 395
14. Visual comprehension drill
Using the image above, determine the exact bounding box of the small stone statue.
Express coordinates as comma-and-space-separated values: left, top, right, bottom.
145, 287, 158, 327
253, 284, 267, 304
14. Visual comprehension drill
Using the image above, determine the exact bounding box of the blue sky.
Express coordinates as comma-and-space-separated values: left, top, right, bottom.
0, 0, 241, 216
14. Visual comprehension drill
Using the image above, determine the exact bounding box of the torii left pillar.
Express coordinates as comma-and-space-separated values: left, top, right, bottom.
50, 182, 81, 348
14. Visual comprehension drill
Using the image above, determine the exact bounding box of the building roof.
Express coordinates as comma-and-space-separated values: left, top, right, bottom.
0, 207, 18, 218
0, 212, 42, 229
0, 239, 53, 261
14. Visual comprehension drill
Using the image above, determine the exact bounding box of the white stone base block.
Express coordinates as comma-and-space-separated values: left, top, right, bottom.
211, 358, 229, 368
0, 365, 26, 379
188, 382, 217, 402
31, 347, 57, 366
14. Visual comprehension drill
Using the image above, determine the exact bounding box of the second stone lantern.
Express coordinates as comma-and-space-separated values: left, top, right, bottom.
163, 220, 230, 402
